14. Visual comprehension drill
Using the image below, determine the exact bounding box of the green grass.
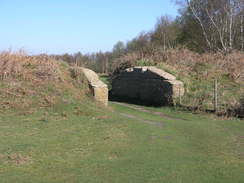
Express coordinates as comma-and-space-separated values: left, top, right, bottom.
0, 101, 243, 183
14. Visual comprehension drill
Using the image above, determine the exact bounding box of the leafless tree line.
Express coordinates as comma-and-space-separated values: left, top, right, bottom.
184, 0, 244, 52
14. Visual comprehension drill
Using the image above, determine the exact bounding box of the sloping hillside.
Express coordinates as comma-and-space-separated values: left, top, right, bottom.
0, 52, 91, 113
0, 52, 243, 183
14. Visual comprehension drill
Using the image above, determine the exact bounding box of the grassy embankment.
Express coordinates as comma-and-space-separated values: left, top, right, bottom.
0, 52, 243, 183
114, 49, 244, 116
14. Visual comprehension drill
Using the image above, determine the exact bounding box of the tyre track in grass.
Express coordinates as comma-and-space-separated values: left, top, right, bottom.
118, 112, 164, 128
112, 102, 186, 121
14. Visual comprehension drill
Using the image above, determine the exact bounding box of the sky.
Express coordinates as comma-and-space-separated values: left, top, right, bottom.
0, 0, 179, 54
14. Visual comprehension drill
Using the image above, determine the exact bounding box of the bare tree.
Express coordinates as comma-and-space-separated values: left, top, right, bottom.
237, 0, 244, 50
151, 15, 180, 50
183, 0, 244, 52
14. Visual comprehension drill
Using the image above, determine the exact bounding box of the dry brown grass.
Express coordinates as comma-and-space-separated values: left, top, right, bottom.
157, 49, 244, 83
0, 51, 61, 81
0, 51, 88, 111
113, 49, 244, 83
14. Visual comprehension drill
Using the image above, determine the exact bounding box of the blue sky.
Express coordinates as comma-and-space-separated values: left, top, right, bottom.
0, 0, 179, 54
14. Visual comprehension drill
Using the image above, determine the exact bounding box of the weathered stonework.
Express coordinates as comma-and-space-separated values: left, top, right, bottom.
75, 67, 108, 106
111, 66, 184, 106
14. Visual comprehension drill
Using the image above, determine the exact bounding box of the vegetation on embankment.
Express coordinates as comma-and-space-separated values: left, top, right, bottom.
111, 49, 244, 118
0, 51, 91, 113
0, 51, 243, 182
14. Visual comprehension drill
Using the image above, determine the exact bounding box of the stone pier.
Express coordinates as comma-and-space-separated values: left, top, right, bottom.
71, 67, 108, 106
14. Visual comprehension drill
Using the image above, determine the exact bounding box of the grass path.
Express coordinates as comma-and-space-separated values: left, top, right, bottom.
112, 101, 185, 120
118, 112, 164, 128
0, 101, 243, 183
